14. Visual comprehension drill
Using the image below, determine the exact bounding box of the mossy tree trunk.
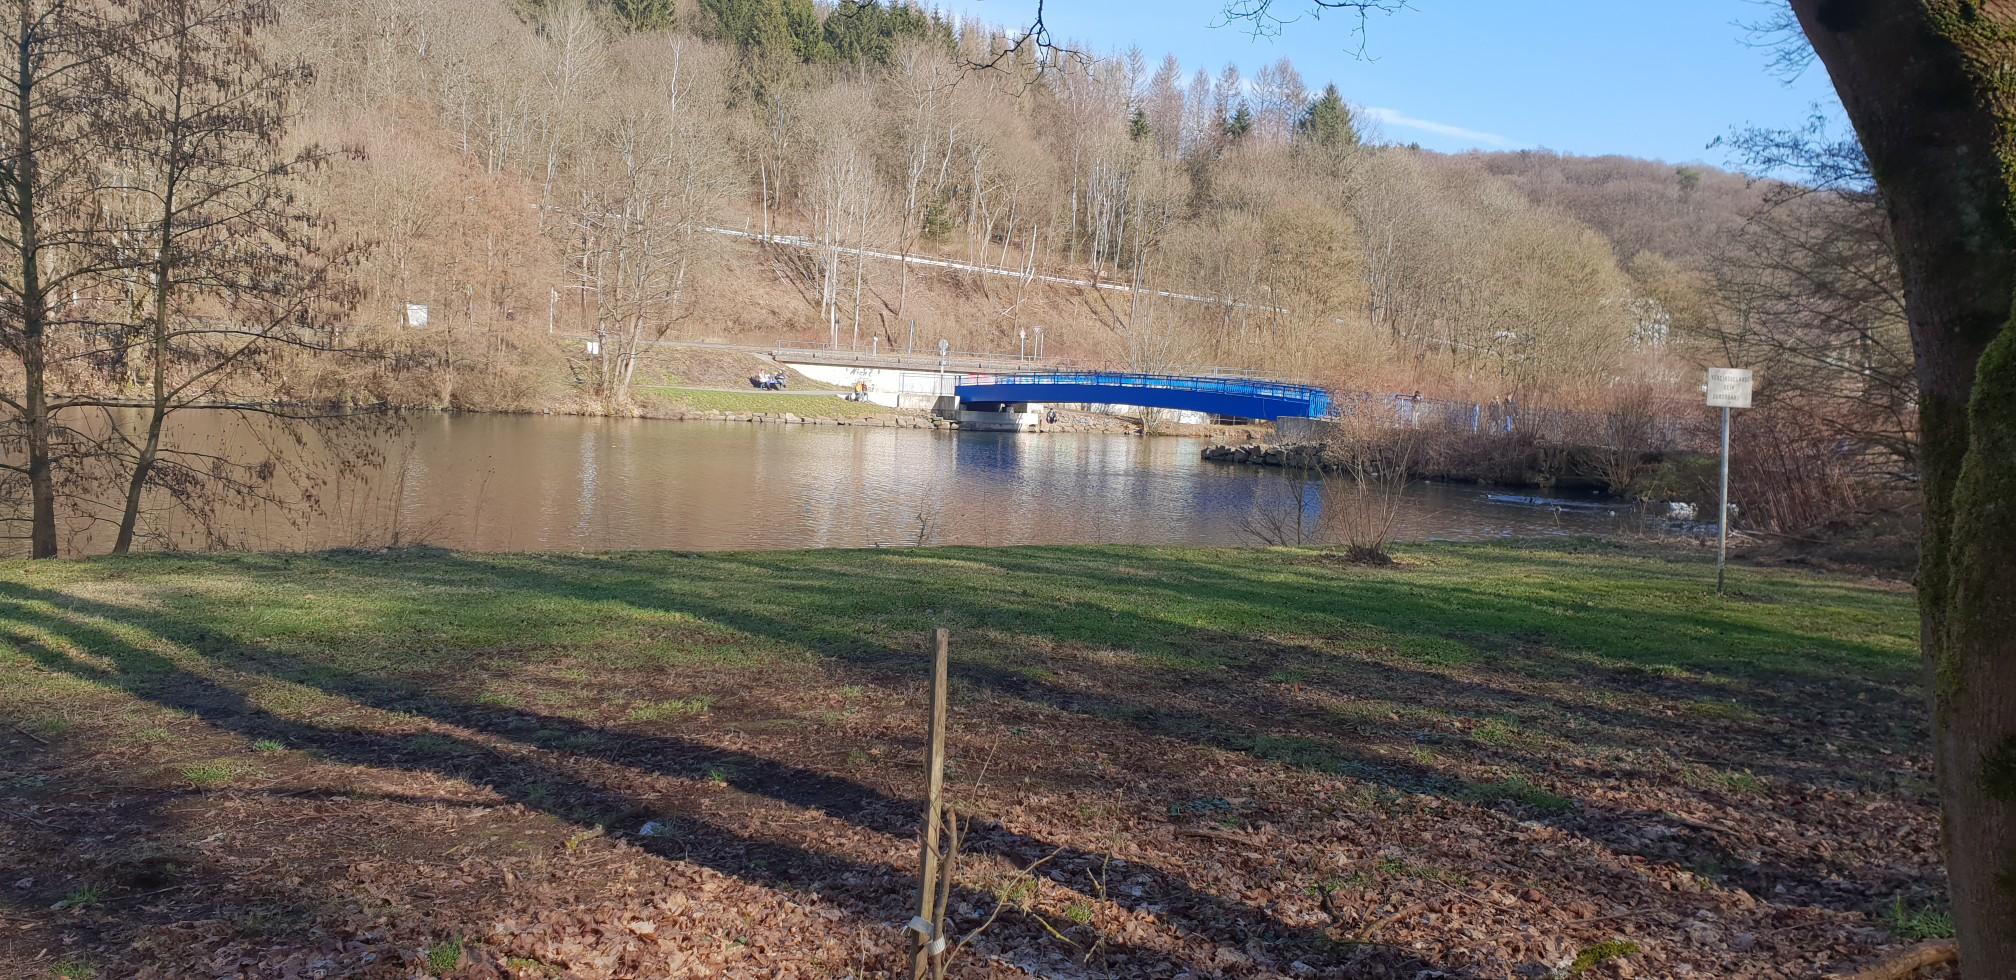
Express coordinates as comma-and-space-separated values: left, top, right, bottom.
1790, 0, 2016, 969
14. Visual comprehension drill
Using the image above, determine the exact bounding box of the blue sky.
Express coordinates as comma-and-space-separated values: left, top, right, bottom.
936, 1, 1845, 166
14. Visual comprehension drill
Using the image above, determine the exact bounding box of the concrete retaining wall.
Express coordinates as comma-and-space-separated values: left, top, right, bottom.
776, 360, 954, 409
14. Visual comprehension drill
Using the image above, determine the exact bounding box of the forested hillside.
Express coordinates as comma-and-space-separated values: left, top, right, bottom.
274, 0, 1777, 411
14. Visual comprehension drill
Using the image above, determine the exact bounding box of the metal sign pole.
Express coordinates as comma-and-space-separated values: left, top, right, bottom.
1717, 404, 1730, 595
1703, 367, 1751, 596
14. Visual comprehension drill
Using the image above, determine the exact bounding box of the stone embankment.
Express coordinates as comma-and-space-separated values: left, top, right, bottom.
1202, 442, 1336, 471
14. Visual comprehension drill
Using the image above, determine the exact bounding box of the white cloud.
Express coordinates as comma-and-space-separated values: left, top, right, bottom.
1363, 107, 1513, 147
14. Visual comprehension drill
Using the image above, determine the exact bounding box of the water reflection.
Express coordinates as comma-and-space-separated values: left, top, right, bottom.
34, 413, 1672, 555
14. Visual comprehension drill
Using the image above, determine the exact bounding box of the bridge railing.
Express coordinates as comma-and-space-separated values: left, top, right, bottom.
956, 371, 1329, 401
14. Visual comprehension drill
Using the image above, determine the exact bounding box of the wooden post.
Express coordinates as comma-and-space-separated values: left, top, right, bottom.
910, 628, 950, 979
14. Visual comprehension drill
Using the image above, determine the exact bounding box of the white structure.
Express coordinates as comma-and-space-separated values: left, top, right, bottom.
775, 359, 957, 411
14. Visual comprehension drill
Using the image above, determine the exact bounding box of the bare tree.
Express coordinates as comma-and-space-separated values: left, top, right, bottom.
560, 35, 733, 397
1707, 117, 1913, 477
0, 0, 133, 557
96, 0, 359, 554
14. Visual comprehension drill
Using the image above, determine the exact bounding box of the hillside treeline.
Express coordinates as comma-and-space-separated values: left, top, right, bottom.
279, 0, 1773, 401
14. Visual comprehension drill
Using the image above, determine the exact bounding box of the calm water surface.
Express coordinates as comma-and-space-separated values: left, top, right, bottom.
79, 413, 1669, 554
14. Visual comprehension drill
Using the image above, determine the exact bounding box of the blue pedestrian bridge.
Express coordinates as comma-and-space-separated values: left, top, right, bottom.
955, 372, 1332, 421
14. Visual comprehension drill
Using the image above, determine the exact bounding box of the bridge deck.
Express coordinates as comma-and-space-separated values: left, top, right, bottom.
955, 372, 1331, 421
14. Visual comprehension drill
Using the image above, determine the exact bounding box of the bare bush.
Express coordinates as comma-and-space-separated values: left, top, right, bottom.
1317, 413, 1422, 560
1583, 388, 1659, 494
1729, 404, 1864, 534
1236, 472, 1316, 546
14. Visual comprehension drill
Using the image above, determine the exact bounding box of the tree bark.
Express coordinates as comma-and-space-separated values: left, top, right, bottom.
1790, 1, 2016, 970
13, 4, 54, 558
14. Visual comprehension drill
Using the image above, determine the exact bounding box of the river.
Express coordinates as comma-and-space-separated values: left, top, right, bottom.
37, 413, 1678, 555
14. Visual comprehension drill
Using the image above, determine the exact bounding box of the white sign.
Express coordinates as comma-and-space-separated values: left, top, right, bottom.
404, 303, 430, 328
1705, 368, 1753, 409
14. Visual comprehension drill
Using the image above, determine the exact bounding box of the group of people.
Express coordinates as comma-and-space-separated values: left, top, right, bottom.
750, 372, 788, 391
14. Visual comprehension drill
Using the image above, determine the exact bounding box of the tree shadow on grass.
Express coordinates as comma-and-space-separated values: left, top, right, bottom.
0, 580, 1464, 978
184, 550, 1921, 914
365, 546, 1917, 784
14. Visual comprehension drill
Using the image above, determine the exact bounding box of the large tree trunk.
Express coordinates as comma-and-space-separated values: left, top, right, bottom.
1790, 1, 2016, 970
21, 323, 55, 558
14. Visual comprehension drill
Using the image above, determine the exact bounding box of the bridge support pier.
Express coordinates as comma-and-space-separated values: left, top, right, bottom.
953, 401, 1043, 432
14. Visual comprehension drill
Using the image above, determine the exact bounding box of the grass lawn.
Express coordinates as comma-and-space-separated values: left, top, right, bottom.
637, 384, 903, 418
629, 348, 844, 392
0, 541, 1937, 978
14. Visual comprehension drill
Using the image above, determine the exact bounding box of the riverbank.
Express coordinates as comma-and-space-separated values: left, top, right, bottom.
0, 541, 1935, 977
558, 385, 1275, 438
1202, 437, 1703, 494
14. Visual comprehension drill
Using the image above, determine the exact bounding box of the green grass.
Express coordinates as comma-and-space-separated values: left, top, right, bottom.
1470, 717, 1524, 748
0, 541, 1913, 688
54, 886, 101, 911
0, 539, 1919, 825
1242, 734, 1356, 773
1460, 777, 1573, 813
626, 696, 714, 722
1683, 699, 1762, 722
179, 760, 240, 788
1887, 895, 1955, 941
424, 938, 462, 976
49, 961, 94, 979
1567, 939, 1640, 975
405, 734, 454, 754
640, 386, 900, 418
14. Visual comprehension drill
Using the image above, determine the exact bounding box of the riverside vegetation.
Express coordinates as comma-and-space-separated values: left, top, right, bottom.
0, 540, 1935, 977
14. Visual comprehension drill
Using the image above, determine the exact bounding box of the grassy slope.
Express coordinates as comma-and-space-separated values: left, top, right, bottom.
627, 346, 847, 392
635, 385, 902, 418
0, 541, 1936, 977
0, 541, 1915, 698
